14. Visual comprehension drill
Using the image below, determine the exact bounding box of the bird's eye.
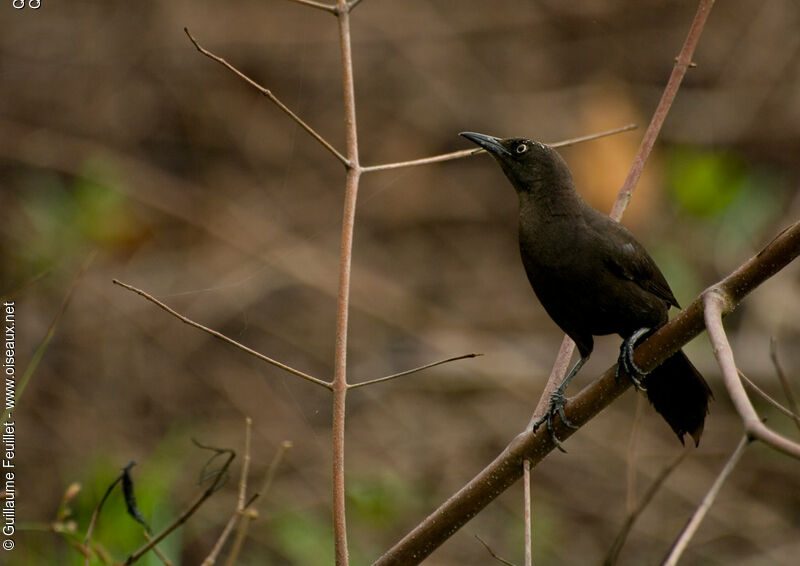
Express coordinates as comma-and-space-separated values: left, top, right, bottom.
515, 143, 528, 154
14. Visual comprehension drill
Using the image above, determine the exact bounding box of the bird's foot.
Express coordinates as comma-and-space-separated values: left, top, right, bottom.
616, 327, 651, 391
533, 390, 578, 452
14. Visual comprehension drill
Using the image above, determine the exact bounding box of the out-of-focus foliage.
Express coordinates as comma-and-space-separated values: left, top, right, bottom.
667, 146, 745, 217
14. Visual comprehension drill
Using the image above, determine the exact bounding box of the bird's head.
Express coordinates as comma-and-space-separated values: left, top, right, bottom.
459, 132, 573, 195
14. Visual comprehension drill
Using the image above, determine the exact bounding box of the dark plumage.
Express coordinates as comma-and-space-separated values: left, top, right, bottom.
461, 132, 712, 445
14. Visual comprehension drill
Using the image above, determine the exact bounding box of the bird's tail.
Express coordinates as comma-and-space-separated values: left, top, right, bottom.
643, 350, 713, 446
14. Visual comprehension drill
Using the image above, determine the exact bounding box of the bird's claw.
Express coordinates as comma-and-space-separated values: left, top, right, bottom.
617, 327, 650, 392
533, 390, 578, 452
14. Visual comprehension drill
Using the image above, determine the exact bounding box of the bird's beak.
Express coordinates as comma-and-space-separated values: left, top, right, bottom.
459, 132, 511, 157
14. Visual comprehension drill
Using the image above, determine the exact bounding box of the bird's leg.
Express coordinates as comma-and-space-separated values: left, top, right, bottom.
617, 327, 651, 391
533, 355, 587, 450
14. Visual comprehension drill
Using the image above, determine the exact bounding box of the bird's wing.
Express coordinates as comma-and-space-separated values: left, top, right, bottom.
588, 213, 680, 308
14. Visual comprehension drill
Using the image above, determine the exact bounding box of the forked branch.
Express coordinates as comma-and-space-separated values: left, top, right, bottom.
373, 219, 800, 566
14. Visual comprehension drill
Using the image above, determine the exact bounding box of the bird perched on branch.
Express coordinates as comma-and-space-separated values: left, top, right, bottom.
460, 131, 712, 446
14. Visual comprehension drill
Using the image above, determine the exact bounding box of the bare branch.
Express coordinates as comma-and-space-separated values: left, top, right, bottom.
331, 3, 361, 563
348, 353, 482, 389
549, 123, 638, 149
523, 461, 532, 566
348, 0, 366, 10
373, 219, 800, 566
738, 370, 800, 424
703, 291, 800, 459
183, 28, 349, 167
610, 0, 715, 220
475, 535, 518, 566
770, 338, 800, 432
361, 124, 637, 174
625, 396, 646, 515
662, 436, 750, 566
112, 279, 331, 390
202, 418, 253, 566
604, 447, 689, 565
362, 148, 479, 173
125, 449, 236, 565
522, 2, 716, 532
286, 0, 337, 14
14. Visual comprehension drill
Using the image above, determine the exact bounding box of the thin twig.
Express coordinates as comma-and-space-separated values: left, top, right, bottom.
523, 460, 532, 566
362, 148, 480, 173
703, 290, 800, 459
3, 252, 95, 424
286, 0, 337, 13
604, 446, 689, 565
739, 370, 800, 423
142, 532, 174, 566
218, 440, 293, 566
224, 510, 257, 566
475, 534, 518, 566
125, 449, 236, 565
348, 0, 365, 10
184, 28, 349, 167
361, 124, 637, 173
83, 473, 125, 566
662, 436, 749, 566
610, 0, 715, 221
113, 279, 331, 389
246, 440, 293, 508
549, 123, 638, 149
625, 396, 646, 515
348, 353, 481, 389
202, 418, 253, 566
769, 338, 800, 432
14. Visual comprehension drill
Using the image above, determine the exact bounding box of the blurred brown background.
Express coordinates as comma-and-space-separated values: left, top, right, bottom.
2, 1, 800, 564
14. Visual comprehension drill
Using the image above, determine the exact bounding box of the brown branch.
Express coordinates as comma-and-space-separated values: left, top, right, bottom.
603, 447, 689, 565
662, 436, 750, 566
361, 124, 637, 173
331, 1, 360, 563
738, 370, 800, 424
475, 534, 518, 566
704, 291, 800, 459
201, 418, 253, 566
348, 353, 481, 389
112, 279, 331, 390
527, 0, 715, 425
625, 396, 647, 515
770, 338, 800, 432
125, 449, 235, 565
609, 0, 715, 220
372, 219, 800, 566
183, 28, 349, 167
523, 2, 716, 545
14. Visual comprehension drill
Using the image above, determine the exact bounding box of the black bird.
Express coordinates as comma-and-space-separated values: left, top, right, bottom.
460, 132, 712, 446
